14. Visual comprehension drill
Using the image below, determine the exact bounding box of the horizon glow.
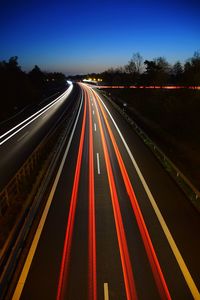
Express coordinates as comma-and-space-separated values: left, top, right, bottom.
0, 0, 200, 75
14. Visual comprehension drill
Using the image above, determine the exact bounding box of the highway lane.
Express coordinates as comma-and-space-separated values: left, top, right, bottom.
10, 83, 200, 299
12, 87, 127, 300
0, 83, 80, 190
91, 86, 200, 299
88, 86, 196, 299
93, 86, 200, 295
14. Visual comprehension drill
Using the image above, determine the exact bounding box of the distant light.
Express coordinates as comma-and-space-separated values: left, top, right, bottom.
82, 78, 100, 85
67, 80, 72, 85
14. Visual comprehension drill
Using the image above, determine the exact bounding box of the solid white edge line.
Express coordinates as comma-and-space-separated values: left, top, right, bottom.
92, 87, 200, 300
12, 92, 83, 300
96, 153, 100, 174
0, 85, 73, 144
104, 283, 109, 300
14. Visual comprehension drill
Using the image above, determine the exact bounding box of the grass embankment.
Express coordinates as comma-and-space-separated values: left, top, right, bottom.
104, 88, 200, 190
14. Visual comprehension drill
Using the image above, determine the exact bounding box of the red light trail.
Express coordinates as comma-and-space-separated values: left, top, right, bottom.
56, 98, 87, 300
93, 88, 138, 300
87, 88, 97, 300
93, 89, 172, 300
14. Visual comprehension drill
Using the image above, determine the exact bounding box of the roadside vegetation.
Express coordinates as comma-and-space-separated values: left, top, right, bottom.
1, 52, 200, 190
102, 88, 200, 190
69, 50, 200, 190
70, 51, 200, 87
0, 56, 67, 121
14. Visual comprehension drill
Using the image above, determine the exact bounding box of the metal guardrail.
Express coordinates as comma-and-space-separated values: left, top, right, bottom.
0, 86, 73, 216
0, 143, 45, 217
0, 91, 81, 299
99, 90, 200, 212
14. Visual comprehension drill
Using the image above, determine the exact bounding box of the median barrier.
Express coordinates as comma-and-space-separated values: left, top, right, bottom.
0, 91, 81, 299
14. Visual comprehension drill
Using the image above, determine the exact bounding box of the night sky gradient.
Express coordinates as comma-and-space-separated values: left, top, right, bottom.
0, 0, 200, 74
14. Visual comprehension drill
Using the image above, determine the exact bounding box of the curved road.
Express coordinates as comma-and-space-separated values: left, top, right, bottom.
9, 83, 200, 300
0, 84, 79, 190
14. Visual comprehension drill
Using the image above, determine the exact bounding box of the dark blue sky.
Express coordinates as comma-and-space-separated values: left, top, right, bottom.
0, 0, 199, 74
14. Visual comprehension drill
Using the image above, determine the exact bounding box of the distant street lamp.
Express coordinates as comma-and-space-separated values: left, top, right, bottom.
123, 102, 127, 112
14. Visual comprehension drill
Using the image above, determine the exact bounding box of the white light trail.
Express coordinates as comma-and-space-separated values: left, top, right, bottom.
0, 84, 73, 145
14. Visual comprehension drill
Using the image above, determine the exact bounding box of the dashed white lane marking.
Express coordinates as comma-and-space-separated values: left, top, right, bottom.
94, 123, 97, 131
104, 283, 109, 300
93, 89, 200, 300
96, 153, 101, 174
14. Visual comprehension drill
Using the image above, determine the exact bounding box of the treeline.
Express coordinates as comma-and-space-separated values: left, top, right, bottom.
71, 51, 200, 86
0, 57, 66, 120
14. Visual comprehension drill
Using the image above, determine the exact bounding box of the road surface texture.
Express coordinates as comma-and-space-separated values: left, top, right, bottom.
0, 84, 78, 190
10, 83, 200, 300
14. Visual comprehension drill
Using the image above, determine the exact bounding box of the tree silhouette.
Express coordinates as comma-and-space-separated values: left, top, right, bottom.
5, 56, 21, 72
143, 57, 170, 86
28, 65, 46, 92
183, 51, 200, 87
0, 58, 66, 121
124, 52, 143, 84
125, 52, 143, 74
171, 61, 183, 84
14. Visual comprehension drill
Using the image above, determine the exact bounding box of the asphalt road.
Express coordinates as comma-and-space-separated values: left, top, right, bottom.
0, 83, 79, 190
10, 83, 200, 300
